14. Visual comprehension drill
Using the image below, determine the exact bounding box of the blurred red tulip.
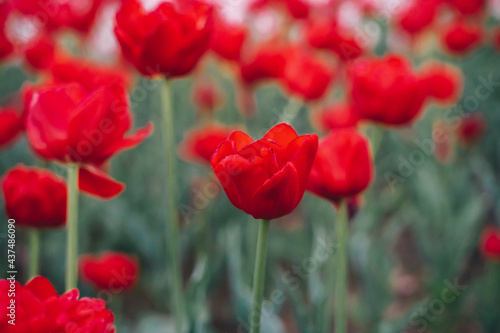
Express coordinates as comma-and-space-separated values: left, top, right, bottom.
420, 63, 463, 105
114, 0, 213, 78
0, 276, 115, 332
192, 81, 224, 115
305, 16, 363, 61
480, 226, 500, 261
239, 42, 287, 86
442, 20, 483, 54
0, 2, 13, 62
281, 47, 333, 101
1, 165, 67, 228
79, 252, 139, 292
50, 55, 132, 91
211, 17, 248, 62
447, 0, 485, 15
456, 113, 486, 146
307, 129, 373, 203
249, 0, 310, 19
26, 83, 152, 165
0, 107, 22, 149
178, 123, 240, 166
398, 0, 440, 35
24, 34, 56, 71
348, 55, 427, 126
311, 103, 360, 132
211, 123, 318, 219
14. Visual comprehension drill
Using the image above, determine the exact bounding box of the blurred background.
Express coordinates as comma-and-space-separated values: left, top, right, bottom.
1, 0, 500, 332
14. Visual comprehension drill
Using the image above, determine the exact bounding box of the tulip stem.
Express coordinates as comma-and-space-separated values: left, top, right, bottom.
250, 219, 271, 333
334, 200, 348, 333
65, 164, 79, 291
160, 79, 187, 332
28, 229, 40, 279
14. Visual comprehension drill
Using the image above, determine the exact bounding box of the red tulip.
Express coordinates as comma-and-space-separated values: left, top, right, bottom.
192, 81, 224, 115
442, 20, 483, 54
178, 124, 241, 166
239, 42, 287, 86
0, 2, 13, 61
305, 16, 363, 61
2, 165, 67, 228
0, 276, 115, 332
249, 0, 309, 19
0, 107, 22, 149
114, 0, 213, 78
348, 55, 427, 126
24, 34, 56, 71
307, 129, 373, 203
211, 123, 318, 220
420, 63, 463, 105
447, 0, 485, 15
211, 17, 248, 62
281, 47, 333, 101
456, 113, 486, 146
26, 83, 152, 165
398, 0, 439, 35
79, 252, 139, 292
480, 226, 500, 261
311, 103, 360, 132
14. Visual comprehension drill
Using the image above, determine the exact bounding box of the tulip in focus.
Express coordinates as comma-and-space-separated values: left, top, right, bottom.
0, 276, 115, 332
480, 226, 500, 261
1, 165, 67, 228
79, 252, 139, 292
178, 123, 240, 166
114, 0, 213, 78
307, 129, 373, 203
211, 123, 318, 219
348, 55, 427, 126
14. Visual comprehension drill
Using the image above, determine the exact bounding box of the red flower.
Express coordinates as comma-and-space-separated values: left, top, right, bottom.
249, 0, 309, 19
311, 103, 360, 132
281, 47, 333, 101
24, 34, 56, 71
305, 16, 363, 61
398, 0, 439, 35
0, 276, 115, 332
348, 55, 427, 126
0, 2, 13, 61
447, 0, 485, 15
456, 113, 486, 146
420, 62, 463, 105
26, 83, 152, 165
178, 124, 241, 166
442, 20, 483, 54
0, 107, 22, 149
114, 0, 213, 78
1, 165, 67, 228
239, 42, 287, 86
79, 252, 139, 292
307, 129, 373, 203
480, 226, 500, 261
192, 80, 224, 115
211, 17, 247, 62
211, 123, 318, 220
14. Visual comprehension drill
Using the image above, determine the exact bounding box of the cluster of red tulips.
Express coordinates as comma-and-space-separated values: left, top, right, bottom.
0, 0, 499, 332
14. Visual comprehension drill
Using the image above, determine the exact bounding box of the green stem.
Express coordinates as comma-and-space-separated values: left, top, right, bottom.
28, 229, 40, 279
279, 98, 302, 125
250, 219, 271, 333
335, 201, 348, 333
160, 79, 187, 332
65, 164, 79, 290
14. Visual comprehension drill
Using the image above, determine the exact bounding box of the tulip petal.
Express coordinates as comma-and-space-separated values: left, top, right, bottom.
263, 123, 298, 146
251, 162, 301, 219
98, 123, 154, 162
79, 166, 125, 200
25, 276, 59, 301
